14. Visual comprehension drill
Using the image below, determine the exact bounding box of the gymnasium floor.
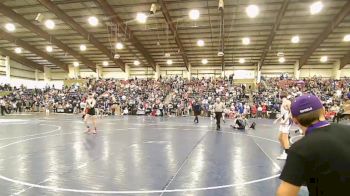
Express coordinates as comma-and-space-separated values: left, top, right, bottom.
0, 113, 309, 196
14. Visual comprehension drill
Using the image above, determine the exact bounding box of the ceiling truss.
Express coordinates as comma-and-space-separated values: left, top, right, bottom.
0, 0, 348, 73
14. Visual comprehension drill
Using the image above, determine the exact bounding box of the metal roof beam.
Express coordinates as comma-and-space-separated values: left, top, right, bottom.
219, 3, 225, 71
0, 48, 44, 72
299, 1, 350, 70
38, 0, 125, 72
0, 2, 96, 72
158, 0, 189, 71
258, 0, 290, 71
94, 0, 155, 71
0, 29, 68, 72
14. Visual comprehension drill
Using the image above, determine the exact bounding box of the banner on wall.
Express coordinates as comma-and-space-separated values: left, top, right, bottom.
64, 79, 86, 87
233, 70, 255, 79
0, 77, 64, 89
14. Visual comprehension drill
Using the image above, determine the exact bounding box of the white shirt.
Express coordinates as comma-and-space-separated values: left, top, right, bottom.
80, 102, 86, 109
0, 100, 5, 106
280, 107, 291, 125
213, 102, 225, 112
86, 99, 96, 108
336, 90, 342, 97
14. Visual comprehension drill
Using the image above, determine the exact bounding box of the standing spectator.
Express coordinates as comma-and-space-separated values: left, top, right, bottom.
243, 103, 250, 118
159, 102, 164, 116
12, 100, 18, 113
168, 102, 173, 116
208, 103, 213, 119
193, 100, 201, 123
251, 104, 257, 118
257, 105, 263, 118
277, 94, 350, 196
262, 103, 268, 118
115, 103, 121, 116
0, 97, 7, 116
16, 99, 23, 113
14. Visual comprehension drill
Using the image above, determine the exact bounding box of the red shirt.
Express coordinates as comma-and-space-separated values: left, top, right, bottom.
262, 105, 267, 112
251, 105, 257, 114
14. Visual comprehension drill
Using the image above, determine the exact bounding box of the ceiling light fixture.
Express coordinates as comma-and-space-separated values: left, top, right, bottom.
4, 23, 15, 32
44, 19, 55, 29
103, 61, 109, 66
279, 57, 286, 63
80, 44, 87, 51
343, 34, 350, 42
218, 0, 224, 10
310, 1, 323, 15
136, 12, 147, 23
201, 59, 208, 65
73, 62, 79, 67
35, 13, 44, 23
320, 56, 328, 63
150, 3, 158, 15
88, 16, 98, 26
239, 58, 245, 64
133, 60, 140, 66
166, 59, 173, 65
46, 45, 53, 53
246, 5, 259, 18
189, 9, 200, 20
242, 37, 250, 45
115, 42, 124, 50
15, 47, 22, 54
197, 39, 205, 47
291, 35, 300, 43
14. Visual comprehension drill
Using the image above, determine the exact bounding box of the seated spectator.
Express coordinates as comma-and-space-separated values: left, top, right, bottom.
257, 105, 263, 118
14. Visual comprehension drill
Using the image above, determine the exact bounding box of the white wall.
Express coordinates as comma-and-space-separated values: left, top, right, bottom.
160, 66, 187, 78
5, 61, 347, 82
0, 76, 63, 89
50, 69, 67, 80
80, 68, 97, 78
130, 67, 154, 78
261, 66, 294, 78
0, 56, 6, 76
191, 66, 222, 78
9, 60, 36, 80
299, 69, 333, 78
340, 68, 350, 78
233, 70, 255, 79
103, 67, 125, 79
30, 66, 350, 83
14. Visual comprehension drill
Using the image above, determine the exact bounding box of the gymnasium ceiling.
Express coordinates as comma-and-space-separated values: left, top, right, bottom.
0, 0, 349, 73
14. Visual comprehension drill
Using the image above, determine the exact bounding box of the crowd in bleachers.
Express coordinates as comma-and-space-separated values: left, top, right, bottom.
0, 83, 15, 91
1, 76, 350, 119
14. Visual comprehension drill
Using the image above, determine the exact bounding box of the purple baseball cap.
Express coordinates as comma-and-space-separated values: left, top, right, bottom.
291, 94, 323, 117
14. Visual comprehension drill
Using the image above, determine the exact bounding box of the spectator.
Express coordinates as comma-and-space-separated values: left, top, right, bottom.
192, 100, 201, 123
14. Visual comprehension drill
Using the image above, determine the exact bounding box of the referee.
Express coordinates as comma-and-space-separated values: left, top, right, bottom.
213, 98, 225, 130
276, 94, 350, 196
